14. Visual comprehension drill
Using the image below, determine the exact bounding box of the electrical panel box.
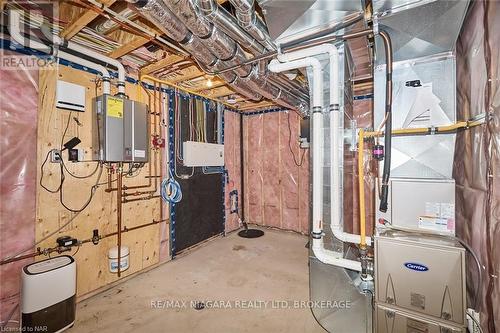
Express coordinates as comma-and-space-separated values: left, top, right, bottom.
375, 304, 465, 333
92, 95, 149, 162
56, 80, 86, 112
376, 178, 456, 234
375, 231, 466, 327
182, 141, 224, 167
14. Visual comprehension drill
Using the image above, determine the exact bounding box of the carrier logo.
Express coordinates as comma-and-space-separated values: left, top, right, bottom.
404, 262, 429, 272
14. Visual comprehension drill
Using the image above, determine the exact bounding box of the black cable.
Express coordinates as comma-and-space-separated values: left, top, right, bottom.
39, 150, 63, 193
378, 30, 393, 213
287, 111, 306, 167
58, 164, 103, 213
62, 159, 100, 179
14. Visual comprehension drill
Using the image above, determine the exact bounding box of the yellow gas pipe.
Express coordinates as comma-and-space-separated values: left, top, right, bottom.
357, 119, 484, 249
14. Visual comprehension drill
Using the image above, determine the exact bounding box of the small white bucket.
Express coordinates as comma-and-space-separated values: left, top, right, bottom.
108, 246, 130, 273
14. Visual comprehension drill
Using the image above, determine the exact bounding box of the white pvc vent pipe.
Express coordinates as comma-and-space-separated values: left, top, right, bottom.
9, 9, 123, 95
270, 44, 362, 271
278, 45, 372, 247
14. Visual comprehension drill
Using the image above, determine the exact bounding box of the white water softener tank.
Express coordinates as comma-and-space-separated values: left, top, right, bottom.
21, 255, 76, 333
108, 246, 130, 273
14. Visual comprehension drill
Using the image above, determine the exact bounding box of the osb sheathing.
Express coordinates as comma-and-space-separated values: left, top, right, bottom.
224, 111, 242, 232
455, 1, 499, 331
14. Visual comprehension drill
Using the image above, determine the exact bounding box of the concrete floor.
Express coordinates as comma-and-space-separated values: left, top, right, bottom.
71, 228, 326, 333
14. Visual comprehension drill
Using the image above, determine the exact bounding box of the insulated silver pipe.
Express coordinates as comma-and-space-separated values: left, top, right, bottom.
198, 0, 267, 55
228, 0, 276, 51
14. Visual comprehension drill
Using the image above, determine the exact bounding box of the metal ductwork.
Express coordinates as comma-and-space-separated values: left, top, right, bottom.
228, 0, 276, 51
133, 0, 308, 111
198, 0, 267, 55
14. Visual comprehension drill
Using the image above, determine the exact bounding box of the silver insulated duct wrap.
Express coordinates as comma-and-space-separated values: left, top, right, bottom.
134, 0, 307, 110
228, 0, 276, 51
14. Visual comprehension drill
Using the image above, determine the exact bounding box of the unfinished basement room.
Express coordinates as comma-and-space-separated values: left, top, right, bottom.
0, 0, 498, 332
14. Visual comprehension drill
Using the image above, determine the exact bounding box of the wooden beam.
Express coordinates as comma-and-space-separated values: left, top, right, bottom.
239, 101, 277, 111
204, 86, 235, 98
140, 54, 186, 75
61, 0, 117, 40
188, 80, 226, 92
168, 67, 205, 83
108, 35, 151, 59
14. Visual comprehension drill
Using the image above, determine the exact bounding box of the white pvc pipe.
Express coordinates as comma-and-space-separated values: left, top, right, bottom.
269, 55, 361, 271
9, 9, 116, 95
278, 44, 371, 247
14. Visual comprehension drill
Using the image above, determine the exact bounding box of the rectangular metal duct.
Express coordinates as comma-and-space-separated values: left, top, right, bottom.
373, 0, 470, 63
257, 0, 363, 45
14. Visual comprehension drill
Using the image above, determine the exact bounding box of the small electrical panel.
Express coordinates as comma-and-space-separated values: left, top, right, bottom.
56, 80, 86, 112
92, 95, 149, 162
182, 141, 224, 167
300, 117, 310, 149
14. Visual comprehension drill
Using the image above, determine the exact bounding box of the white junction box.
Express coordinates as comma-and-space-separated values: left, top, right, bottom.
376, 178, 456, 234
182, 141, 224, 167
56, 80, 86, 112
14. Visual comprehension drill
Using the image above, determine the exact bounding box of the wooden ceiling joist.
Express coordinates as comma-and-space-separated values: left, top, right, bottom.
61, 0, 117, 40
140, 54, 186, 75
187, 80, 226, 92
239, 101, 277, 111
204, 86, 235, 98
168, 67, 206, 83
108, 35, 150, 59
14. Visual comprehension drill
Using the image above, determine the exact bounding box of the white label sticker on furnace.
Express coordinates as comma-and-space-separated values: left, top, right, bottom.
134, 150, 146, 158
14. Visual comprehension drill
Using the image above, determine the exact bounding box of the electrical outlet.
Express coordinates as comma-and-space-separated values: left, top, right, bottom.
467, 308, 481, 333
50, 149, 62, 163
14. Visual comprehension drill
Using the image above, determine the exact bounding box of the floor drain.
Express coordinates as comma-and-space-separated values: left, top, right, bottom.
194, 302, 205, 310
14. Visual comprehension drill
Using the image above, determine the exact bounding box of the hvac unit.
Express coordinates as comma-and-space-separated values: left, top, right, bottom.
92, 95, 149, 162
376, 178, 456, 234
374, 231, 466, 332
21, 255, 76, 333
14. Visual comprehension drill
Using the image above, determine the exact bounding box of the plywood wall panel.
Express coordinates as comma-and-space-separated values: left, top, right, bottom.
35, 65, 163, 298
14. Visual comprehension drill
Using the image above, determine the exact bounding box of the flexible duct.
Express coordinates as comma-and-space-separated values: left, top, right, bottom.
135, 0, 305, 109
198, 0, 267, 55
134, 0, 217, 67
228, 0, 276, 51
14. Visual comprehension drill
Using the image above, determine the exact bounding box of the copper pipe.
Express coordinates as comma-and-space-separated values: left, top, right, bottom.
1, 219, 170, 265
122, 194, 161, 203
117, 164, 123, 278
80, 219, 169, 244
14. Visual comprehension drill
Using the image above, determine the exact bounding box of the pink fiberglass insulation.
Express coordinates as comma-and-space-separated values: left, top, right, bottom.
455, 1, 499, 331
240, 111, 309, 234
0, 53, 38, 324
224, 111, 242, 232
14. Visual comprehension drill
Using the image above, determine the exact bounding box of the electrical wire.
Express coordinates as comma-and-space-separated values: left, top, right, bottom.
161, 168, 182, 204
466, 312, 483, 333
287, 111, 306, 167
1, 209, 83, 262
